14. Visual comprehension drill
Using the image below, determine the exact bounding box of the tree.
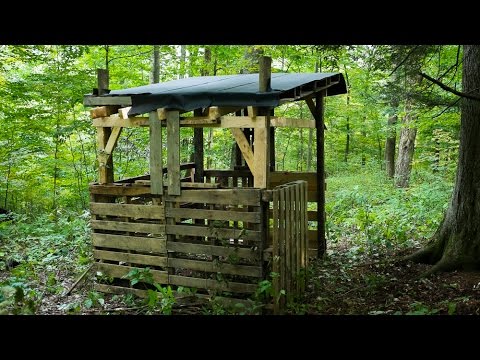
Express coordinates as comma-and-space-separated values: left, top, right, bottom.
408, 45, 480, 273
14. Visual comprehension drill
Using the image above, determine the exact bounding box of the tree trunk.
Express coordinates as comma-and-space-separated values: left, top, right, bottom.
407, 45, 480, 273
385, 112, 397, 178
394, 100, 417, 187
152, 45, 160, 83
179, 45, 186, 79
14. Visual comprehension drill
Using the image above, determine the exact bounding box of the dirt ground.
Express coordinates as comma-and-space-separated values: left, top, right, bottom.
3, 243, 480, 315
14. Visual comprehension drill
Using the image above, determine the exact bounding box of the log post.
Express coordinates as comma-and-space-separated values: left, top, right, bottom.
96, 69, 114, 184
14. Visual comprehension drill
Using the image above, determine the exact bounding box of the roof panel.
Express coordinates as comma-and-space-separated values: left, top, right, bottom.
103, 72, 346, 115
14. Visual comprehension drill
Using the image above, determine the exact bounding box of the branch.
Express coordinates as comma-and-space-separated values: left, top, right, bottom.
108, 50, 153, 64
420, 72, 480, 101
432, 97, 461, 119
389, 45, 420, 76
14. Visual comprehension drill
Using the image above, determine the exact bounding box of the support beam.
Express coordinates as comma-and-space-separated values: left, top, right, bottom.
231, 128, 255, 175
149, 110, 163, 195
310, 92, 326, 257
193, 109, 204, 183
253, 56, 272, 189
167, 110, 181, 196
95, 70, 113, 184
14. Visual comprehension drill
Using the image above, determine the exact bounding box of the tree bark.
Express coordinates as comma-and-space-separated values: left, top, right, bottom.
152, 45, 160, 83
394, 100, 417, 187
407, 45, 480, 274
385, 111, 397, 178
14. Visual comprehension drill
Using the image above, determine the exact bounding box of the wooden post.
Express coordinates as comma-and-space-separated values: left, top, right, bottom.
193, 109, 204, 183
253, 56, 271, 189
96, 69, 113, 184
149, 110, 163, 195
167, 110, 181, 196
315, 92, 326, 257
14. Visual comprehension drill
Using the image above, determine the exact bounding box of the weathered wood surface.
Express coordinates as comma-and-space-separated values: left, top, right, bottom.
149, 110, 163, 195
93, 233, 166, 253
167, 110, 181, 196
90, 220, 165, 234
90, 203, 164, 219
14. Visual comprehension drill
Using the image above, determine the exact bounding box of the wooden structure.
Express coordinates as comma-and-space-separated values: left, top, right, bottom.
84, 59, 346, 313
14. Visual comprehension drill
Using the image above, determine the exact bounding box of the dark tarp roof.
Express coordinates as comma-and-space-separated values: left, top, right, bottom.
104, 72, 347, 116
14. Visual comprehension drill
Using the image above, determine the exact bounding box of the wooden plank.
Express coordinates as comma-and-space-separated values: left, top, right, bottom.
208, 106, 243, 119
168, 258, 262, 277
167, 110, 181, 196
118, 107, 132, 119
253, 116, 270, 188
168, 275, 257, 293
165, 207, 260, 223
269, 171, 317, 190
166, 242, 261, 261
84, 96, 132, 107
270, 117, 316, 128
96, 127, 112, 184
203, 169, 252, 178
221, 116, 268, 129
181, 182, 220, 189
89, 184, 151, 196
93, 233, 166, 253
93, 116, 149, 127
313, 93, 326, 256
91, 220, 165, 234
285, 186, 292, 302
165, 188, 261, 206
96, 263, 168, 283
165, 224, 261, 242
94, 250, 167, 267
302, 181, 308, 288
103, 126, 122, 158
231, 128, 255, 175
272, 188, 280, 314
90, 106, 120, 119
295, 183, 301, 294
269, 209, 318, 222
90, 203, 164, 219
279, 188, 286, 311
149, 110, 163, 195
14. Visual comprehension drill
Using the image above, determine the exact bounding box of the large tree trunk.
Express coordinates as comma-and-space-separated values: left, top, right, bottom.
407, 45, 480, 273
394, 100, 416, 187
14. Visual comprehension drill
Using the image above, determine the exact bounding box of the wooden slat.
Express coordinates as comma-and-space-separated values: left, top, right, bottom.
269, 209, 318, 222
149, 110, 163, 195
94, 249, 167, 267
93, 116, 149, 127
295, 183, 301, 294
285, 186, 292, 301
118, 107, 132, 119
208, 106, 243, 119
104, 126, 122, 157
93, 233, 166, 253
165, 224, 261, 242
231, 128, 255, 175
269, 171, 317, 190
168, 275, 256, 293
168, 258, 261, 277
253, 115, 270, 188
270, 117, 316, 128
181, 182, 220, 189
272, 188, 280, 314
165, 207, 261, 223
90, 106, 120, 119
96, 263, 168, 283
165, 188, 261, 206
279, 187, 286, 310
89, 184, 151, 196
91, 220, 165, 234
203, 169, 252, 178
84, 96, 132, 107
167, 110, 181, 196
166, 242, 261, 260
90, 203, 164, 219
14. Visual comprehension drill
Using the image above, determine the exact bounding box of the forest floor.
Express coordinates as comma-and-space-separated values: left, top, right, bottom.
3, 239, 480, 315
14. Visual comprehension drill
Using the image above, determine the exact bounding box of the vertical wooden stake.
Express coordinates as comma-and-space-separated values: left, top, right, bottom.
167, 110, 181, 196
315, 92, 326, 257
149, 110, 163, 195
193, 109, 204, 183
